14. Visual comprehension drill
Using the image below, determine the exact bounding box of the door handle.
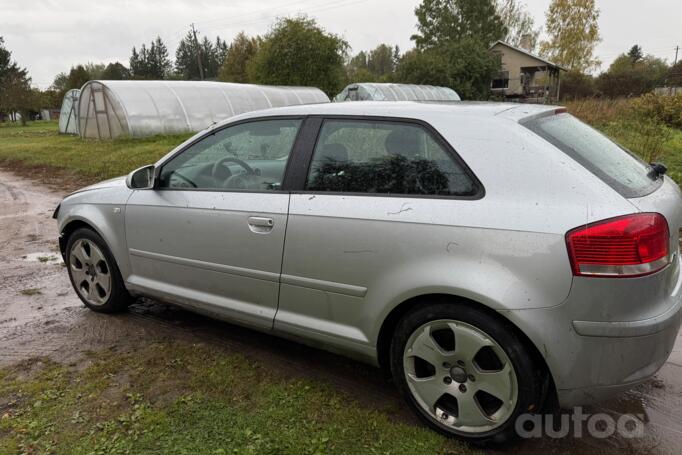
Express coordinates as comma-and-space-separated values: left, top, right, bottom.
248, 216, 274, 233
248, 216, 274, 227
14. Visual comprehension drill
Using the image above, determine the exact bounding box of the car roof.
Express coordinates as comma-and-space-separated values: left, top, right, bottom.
223, 100, 562, 126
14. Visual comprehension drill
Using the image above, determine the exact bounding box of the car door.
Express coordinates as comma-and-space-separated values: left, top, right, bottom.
124, 117, 303, 329
275, 117, 482, 353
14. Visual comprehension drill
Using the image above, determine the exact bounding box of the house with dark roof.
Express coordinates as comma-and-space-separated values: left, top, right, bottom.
489, 41, 567, 103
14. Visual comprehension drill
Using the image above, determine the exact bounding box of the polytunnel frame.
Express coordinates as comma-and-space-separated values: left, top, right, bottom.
78, 80, 329, 139
58, 89, 81, 135
83, 81, 134, 139
334, 83, 461, 102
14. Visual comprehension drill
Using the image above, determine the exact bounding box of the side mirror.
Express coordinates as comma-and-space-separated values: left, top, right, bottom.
126, 165, 156, 189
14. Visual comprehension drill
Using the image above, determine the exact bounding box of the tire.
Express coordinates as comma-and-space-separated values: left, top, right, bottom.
65, 227, 133, 313
389, 300, 545, 444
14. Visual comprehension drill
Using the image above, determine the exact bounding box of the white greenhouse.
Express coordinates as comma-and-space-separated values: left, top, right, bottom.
77, 81, 330, 139
58, 89, 80, 134
334, 83, 460, 102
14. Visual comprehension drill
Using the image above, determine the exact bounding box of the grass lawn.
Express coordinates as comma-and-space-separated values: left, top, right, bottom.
0, 121, 191, 185
0, 341, 471, 454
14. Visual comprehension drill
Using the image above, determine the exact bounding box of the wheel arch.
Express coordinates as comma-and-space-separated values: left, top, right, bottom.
58, 218, 122, 274
59, 219, 99, 257
376, 293, 557, 409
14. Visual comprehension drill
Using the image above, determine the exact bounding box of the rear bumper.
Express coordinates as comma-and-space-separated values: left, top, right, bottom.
503, 261, 682, 408
572, 293, 682, 337
557, 314, 680, 407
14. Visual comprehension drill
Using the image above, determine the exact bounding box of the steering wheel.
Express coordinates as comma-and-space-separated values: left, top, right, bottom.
211, 157, 255, 181
169, 171, 197, 188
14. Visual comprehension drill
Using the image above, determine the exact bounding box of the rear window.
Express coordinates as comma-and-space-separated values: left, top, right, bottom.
524, 113, 661, 198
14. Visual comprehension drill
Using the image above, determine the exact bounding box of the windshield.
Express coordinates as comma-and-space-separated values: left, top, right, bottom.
524, 113, 661, 198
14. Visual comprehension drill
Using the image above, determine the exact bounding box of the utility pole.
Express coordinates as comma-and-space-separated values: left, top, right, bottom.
675, 45, 679, 65
190, 23, 205, 81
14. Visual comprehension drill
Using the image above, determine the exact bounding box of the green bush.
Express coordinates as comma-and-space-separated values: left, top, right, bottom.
631, 93, 682, 129
394, 38, 500, 100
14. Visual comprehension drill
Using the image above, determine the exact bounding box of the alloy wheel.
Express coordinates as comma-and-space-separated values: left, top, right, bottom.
403, 319, 518, 434
69, 239, 112, 306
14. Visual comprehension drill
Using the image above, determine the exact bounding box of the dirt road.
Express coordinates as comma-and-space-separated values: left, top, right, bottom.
1, 167, 681, 454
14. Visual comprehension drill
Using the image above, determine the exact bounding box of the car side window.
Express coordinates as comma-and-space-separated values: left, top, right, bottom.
158, 119, 301, 191
305, 120, 477, 196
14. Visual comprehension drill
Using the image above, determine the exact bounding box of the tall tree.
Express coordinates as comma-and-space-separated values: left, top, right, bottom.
218, 32, 260, 83
101, 62, 130, 80
129, 45, 147, 79
627, 45, 643, 63
495, 0, 539, 50
51, 72, 69, 93
411, 0, 506, 49
367, 44, 396, 78
346, 44, 400, 83
175, 31, 198, 79
214, 36, 228, 69
149, 36, 172, 78
0, 36, 25, 87
539, 0, 601, 72
596, 50, 669, 97
39, 88, 62, 109
0, 36, 33, 124
66, 65, 91, 90
395, 38, 500, 100
250, 16, 348, 96
130, 37, 172, 79
176, 32, 228, 80
200, 36, 226, 79
349, 51, 369, 73
83, 63, 105, 80
345, 50, 375, 83
392, 46, 401, 68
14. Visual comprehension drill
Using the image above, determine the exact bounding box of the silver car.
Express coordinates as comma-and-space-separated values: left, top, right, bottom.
55, 101, 682, 442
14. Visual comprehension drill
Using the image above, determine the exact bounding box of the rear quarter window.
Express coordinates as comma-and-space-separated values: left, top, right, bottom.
523, 113, 661, 198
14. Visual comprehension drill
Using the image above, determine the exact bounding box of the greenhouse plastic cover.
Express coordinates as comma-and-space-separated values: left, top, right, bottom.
58, 89, 80, 135
334, 83, 460, 102
78, 80, 330, 139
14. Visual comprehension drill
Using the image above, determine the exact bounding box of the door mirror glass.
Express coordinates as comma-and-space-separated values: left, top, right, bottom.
126, 165, 156, 189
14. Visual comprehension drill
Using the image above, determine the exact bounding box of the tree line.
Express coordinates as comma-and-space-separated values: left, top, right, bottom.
2, 0, 681, 123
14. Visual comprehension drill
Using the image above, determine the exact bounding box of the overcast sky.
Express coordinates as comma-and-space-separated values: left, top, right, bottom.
2, 0, 680, 88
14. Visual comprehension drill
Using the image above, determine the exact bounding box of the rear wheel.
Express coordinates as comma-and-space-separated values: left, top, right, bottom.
65, 228, 132, 313
390, 301, 544, 443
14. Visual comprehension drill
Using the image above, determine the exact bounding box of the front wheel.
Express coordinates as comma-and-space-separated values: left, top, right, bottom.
389, 301, 544, 443
65, 227, 133, 313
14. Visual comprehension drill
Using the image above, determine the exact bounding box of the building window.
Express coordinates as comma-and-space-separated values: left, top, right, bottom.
492, 71, 509, 89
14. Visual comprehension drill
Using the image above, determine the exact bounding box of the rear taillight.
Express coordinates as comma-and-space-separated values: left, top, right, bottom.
566, 213, 670, 278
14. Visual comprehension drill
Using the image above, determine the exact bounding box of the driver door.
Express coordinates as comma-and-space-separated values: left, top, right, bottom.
124, 118, 302, 329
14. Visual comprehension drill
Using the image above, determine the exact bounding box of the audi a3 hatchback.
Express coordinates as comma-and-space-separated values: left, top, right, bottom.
55, 101, 682, 442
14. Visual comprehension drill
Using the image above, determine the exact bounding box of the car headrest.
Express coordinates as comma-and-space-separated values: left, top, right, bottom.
319, 143, 349, 162
385, 128, 423, 159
